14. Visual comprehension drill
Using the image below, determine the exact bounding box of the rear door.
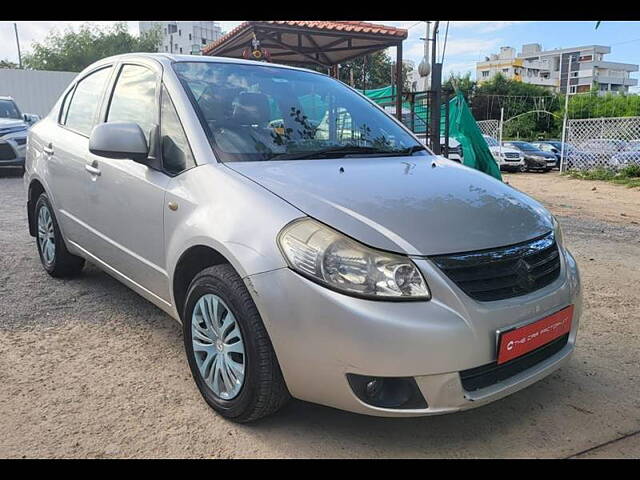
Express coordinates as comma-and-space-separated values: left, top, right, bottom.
46, 66, 114, 248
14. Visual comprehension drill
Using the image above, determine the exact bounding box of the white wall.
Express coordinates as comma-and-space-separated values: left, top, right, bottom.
0, 69, 77, 117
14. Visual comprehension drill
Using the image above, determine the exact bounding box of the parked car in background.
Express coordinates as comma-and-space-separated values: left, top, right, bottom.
610, 139, 640, 169
502, 141, 556, 172
24, 53, 581, 422
0, 96, 40, 173
575, 138, 627, 169
482, 134, 526, 172
531, 140, 598, 170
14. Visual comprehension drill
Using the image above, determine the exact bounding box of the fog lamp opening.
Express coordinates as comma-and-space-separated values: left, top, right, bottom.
347, 374, 428, 410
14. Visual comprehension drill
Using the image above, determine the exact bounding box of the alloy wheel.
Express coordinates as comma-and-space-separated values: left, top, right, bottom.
37, 204, 55, 266
191, 293, 246, 400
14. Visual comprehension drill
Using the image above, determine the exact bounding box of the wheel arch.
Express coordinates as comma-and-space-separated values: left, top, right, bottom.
172, 244, 232, 321
27, 178, 47, 237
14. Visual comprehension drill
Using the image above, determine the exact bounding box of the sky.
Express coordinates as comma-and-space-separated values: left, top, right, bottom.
1, 20, 639, 92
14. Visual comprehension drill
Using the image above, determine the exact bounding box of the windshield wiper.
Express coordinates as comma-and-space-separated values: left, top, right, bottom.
270, 144, 426, 161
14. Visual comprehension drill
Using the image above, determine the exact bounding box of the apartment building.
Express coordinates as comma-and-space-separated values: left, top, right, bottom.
476, 44, 638, 95
139, 21, 223, 55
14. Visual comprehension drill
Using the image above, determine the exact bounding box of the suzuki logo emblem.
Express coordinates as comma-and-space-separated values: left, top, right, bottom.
514, 258, 535, 290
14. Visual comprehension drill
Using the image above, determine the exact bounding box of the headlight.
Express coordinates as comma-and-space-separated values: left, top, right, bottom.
552, 215, 564, 247
277, 218, 430, 300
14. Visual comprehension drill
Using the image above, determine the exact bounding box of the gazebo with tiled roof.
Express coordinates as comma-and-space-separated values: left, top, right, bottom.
202, 21, 408, 119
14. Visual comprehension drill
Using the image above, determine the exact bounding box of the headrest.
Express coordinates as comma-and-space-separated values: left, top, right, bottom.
197, 86, 233, 123
232, 92, 271, 126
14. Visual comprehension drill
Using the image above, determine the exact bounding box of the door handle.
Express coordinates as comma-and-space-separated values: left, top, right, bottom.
43, 143, 54, 156
85, 160, 101, 176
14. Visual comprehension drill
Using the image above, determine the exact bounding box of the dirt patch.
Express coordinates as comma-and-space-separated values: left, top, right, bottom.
503, 171, 640, 226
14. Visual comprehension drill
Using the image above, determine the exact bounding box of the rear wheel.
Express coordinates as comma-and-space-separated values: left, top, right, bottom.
35, 193, 85, 277
183, 264, 290, 422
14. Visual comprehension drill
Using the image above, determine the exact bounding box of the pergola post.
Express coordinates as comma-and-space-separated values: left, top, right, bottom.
395, 41, 403, 122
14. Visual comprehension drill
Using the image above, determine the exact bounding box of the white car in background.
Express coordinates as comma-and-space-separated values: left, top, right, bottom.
482, 135, 526, 172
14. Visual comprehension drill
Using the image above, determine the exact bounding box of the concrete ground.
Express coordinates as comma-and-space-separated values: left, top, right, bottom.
0, 168, 638, 458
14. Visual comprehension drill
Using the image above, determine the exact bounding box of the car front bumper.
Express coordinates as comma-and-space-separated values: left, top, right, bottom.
0, 139, 25, 167
245, 246, 582, 417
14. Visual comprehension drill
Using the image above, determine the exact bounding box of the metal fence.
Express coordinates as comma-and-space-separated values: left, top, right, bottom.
563, 116, 640, 171
369, 90, 452, 157
477, 120, 500, 140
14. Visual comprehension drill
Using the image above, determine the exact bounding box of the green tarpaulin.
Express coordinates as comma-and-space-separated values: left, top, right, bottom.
360, 88, 502, 181
448, 91, 502, 181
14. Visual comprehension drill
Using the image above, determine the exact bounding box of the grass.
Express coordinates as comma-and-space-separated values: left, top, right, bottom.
564, 165, 640, 188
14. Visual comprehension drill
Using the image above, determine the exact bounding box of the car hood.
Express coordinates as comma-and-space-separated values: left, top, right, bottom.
226, 156, 553, 256
488, 146, 521, 155
521, 150, 556, 159
0, 118, 27, 136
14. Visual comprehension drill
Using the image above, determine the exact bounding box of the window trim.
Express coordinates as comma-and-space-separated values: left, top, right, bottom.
58, 65, 115, 138
158, 83, 197, 177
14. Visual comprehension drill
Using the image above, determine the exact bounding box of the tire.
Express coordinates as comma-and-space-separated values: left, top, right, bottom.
35, 193, 85, 278
183, 264, 290, 423
519, 165, 527, 173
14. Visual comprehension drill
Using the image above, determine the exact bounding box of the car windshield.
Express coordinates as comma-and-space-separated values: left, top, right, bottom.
0, 99, 21, 119
509, 142, 539, 152
173, 62, 423, 162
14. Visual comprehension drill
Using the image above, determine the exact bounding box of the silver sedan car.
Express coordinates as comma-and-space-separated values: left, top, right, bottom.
24, 54, 581, 422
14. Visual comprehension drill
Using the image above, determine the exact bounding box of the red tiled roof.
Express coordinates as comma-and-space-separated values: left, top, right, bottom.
202, 20, 407, 55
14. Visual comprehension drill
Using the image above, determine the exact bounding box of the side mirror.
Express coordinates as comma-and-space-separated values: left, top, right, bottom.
23, 113, 40, 125
89, 122, 149, 163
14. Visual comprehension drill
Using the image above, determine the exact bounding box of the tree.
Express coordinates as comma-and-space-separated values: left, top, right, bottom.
23, 22, 161, 72
337, 50, 413, 91
0, 59, 18, 69
472, 73, 562, 139
444, 72, 476, 102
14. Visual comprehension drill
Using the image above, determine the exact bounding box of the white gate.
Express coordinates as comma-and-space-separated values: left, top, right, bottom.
476, 119, 500, 140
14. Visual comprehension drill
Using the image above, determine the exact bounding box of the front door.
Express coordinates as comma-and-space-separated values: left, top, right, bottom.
83, 62, 171, 302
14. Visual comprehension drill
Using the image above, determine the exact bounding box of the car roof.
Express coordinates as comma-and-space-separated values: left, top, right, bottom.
85, 52, 319, 75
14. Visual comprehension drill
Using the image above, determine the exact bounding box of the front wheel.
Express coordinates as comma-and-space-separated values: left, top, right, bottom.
183, 264, 290, 423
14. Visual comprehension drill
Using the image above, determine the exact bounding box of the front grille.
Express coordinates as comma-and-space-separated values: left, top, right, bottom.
504, 152, 520, 159
430, 232, 561, 302
0, 142, 16, 160
459, 333, 569, 392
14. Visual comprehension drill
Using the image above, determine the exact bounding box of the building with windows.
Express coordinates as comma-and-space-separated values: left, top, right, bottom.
139, 21, 223, 55
476, 44, 638, 95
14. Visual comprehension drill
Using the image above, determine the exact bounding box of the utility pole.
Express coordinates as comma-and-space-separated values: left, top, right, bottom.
429, 21, 441, 155
14, 23, 22, 69
559, 54, 574, 173
418, 21, 431, 91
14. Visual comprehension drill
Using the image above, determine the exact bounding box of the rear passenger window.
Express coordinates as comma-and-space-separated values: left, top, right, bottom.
161, 86, 195, 175
107, 64, 157, 143
64, 67, 112, 136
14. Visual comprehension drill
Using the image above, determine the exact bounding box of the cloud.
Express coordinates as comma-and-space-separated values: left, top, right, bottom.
451, 21, 533, 33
